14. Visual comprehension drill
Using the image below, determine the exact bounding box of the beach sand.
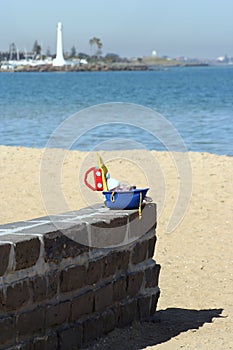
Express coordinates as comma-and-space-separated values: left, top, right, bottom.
1, 146, 233, 349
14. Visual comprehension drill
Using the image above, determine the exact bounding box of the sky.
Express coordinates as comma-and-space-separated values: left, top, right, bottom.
0, 0, 232, 59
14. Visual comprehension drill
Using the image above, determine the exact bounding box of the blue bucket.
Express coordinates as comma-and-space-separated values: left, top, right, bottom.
103, 188, 149, 210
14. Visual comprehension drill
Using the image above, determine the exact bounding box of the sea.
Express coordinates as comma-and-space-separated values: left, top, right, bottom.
0, 65, 233, 156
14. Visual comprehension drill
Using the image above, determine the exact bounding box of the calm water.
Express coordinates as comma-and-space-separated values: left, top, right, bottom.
0, 65, 233, 155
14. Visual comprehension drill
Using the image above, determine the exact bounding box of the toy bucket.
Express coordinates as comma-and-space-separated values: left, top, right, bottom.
102, 188, 149, 210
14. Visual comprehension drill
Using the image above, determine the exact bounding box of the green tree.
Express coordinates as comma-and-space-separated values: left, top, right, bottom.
105, 53, 120, 63
78, 52, 89, 59
89, 37, 95, 55
89, 37, 103, 57
70, 46, 76, 58
96, 38, 103, 50
32, 40, 41, 56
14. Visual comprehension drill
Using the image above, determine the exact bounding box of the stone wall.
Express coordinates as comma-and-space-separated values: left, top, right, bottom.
0, 203, 160, 349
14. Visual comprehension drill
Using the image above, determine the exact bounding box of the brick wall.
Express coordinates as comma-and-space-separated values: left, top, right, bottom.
0, 203, 160, 349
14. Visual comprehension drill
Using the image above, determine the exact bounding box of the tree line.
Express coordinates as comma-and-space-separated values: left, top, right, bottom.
0, 37, 128, 63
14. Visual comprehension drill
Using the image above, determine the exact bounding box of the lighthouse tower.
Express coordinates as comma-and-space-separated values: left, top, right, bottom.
53, 22, 66, 67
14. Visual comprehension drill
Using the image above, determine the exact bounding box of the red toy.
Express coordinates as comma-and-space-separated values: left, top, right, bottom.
84, 166, 104, 191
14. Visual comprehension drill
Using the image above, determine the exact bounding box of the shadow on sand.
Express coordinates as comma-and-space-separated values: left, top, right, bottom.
86, 307, 223, 350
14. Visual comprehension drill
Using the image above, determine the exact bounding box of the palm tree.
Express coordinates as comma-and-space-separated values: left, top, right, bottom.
89, 37, 95, 55
32, 40, 41, 58
96, 38, 103, 50
89, 37, 103, 57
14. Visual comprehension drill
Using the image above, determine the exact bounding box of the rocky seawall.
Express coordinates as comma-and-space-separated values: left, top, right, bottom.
0, 62, 149, 73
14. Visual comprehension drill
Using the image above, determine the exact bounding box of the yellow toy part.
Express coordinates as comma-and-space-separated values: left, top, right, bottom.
97, 153, 108, 191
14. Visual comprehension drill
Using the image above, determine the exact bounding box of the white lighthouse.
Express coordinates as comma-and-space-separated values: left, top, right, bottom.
53, 22, 66, 67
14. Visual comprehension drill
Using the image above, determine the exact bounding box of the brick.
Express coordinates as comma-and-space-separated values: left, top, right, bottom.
29, 275, 47, 303
83, 313, 104, 344
60, 265, 86, 293
15, 237, 41, 270
113, 275, 127, 302
137, 295, 151, 321
33, 333, 58, 350
127, 271, 144, 297
145, 263, 161, 288
43, 223, 88, 263
46, 270, 59, 299
86, 258, 104, 285
116, 250, 130, 272
15, 342, 34, 350
150, 290, 160, 316
102, 308, 115, 334
131, 239, 148, 265
0, 234, 42, 273
71, 289, 94, 321
148, 235, 157, 258
89, 215, 128, 248
128, 203, 157, 240
0, 288, 5, 313
0, 316, 16, 346
115, 299, 137, 328
58, 324, 83, 350
103, 252, 117, 278
46, 301, 70, 328
0, 242, 11, 276
17, 307, 45, 338
0, 220, 40, 230
5, 280, 30, 311
95, 282, 113, 312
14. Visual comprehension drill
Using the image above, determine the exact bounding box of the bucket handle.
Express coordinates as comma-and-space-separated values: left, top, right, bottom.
110, 191, 115, 202
138, 192, 142, 219
84, 167, 97, 191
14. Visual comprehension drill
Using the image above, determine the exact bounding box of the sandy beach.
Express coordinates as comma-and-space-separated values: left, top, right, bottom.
1, 145, 233, 349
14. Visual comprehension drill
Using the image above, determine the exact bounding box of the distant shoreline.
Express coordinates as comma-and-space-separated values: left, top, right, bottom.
0, 62, 210, 73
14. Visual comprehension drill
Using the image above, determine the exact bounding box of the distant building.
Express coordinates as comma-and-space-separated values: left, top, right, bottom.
217, 55, 229, 63
53, 22, 66, 67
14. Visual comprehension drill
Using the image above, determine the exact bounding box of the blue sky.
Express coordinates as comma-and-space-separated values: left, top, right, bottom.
0, 0, 232, 58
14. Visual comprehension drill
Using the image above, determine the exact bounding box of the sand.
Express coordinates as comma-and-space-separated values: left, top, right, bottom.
1, 145, 233, 349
